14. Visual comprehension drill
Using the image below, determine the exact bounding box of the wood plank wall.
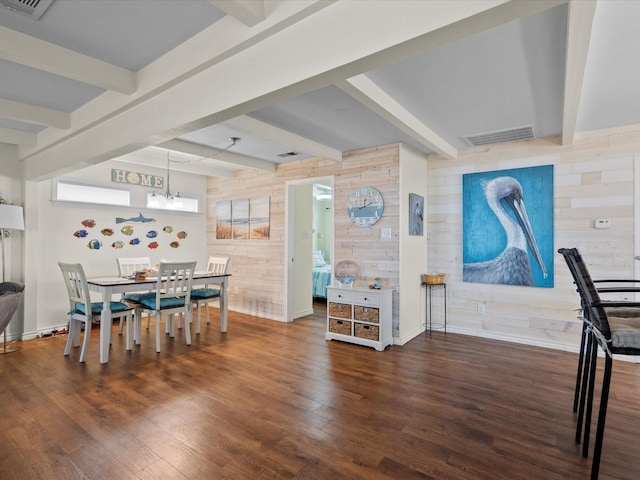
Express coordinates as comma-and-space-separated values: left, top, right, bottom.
206, 144, 400, 324
426, 127, 640, 351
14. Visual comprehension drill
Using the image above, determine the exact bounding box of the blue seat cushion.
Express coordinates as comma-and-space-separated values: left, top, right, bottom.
140, 296, 185, 310
191, 288, 220, 300
122, 292, 148, 302
74, 301, 131, 315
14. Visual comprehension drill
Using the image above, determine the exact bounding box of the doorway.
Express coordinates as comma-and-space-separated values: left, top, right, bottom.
284, 176, 334, 322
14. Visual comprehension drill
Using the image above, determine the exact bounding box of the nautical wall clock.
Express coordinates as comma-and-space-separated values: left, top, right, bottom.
347, 186, 384, 227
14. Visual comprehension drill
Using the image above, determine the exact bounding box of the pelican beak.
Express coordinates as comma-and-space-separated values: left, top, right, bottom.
506, 194, 548, 279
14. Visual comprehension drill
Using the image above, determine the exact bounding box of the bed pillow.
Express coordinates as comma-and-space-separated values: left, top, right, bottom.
312, 251, 325, 267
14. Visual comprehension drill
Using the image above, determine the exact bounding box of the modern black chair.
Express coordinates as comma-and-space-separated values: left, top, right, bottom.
559, 247, 640, 480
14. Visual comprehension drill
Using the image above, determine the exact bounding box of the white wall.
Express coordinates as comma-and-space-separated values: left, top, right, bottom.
23, 159, 208, 338
398, 143, 429, 343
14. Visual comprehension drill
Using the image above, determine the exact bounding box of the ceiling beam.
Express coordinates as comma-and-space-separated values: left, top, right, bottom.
562, 0, 596, 146
338, 75, 457, 160
159, 138, 276, 172
0, 127, 37, 146
0, 98, 70, 129
0, 26, 136, 95
226, 115, 343, 162
209, 0, 266, 27
116, 154, 236, 178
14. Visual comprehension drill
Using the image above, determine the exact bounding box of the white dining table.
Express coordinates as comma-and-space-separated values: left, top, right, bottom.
87, 272, 230, 363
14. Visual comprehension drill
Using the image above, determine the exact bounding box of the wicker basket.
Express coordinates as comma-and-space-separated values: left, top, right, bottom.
328, 302, 352, 319
354, 305, 379, 323
329, 319, 351, 335
423, 273, 445, 285
354, 323, 379, 340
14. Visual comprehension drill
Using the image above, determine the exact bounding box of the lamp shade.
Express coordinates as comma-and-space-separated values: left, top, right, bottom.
0, 205, 24, 230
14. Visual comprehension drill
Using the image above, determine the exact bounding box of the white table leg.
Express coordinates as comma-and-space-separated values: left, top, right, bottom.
220, 279, 228, 333
100, 290, 112, 364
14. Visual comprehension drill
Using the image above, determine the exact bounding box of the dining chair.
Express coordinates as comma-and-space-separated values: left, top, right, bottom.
558, 248, 640, 480
134, 261, 197, 353
116, 256, 152, 332
58, 262, 134, 362
558, 249, 640, 415
191, 256, 230, 333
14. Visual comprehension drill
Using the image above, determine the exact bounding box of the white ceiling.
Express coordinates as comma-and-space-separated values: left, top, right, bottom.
0, 0, 638, 180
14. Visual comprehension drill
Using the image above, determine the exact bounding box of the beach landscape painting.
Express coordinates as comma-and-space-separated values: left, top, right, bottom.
215, 200, 232, 239
250, 196, 270, 239
232, 198, 250, 239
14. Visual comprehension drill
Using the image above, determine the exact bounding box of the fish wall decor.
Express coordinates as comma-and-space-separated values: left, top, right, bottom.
121, 226, 134, 235
170, 241, 179, 248
112, 241, 124, 249
147, 241, 159, 249
177, 231, 187, 239
81, 219, 96, 228
73, 229, 88, 238
129, 238, 141, 246
101, 228, 114, 236
87, 239, 101, 250
115, 213, 155, 224
163, 226, 173, 233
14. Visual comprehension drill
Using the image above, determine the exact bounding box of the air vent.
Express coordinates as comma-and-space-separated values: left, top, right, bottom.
277, 151, 300, 158
0, 0, 54, 19
462, 125, 536, 147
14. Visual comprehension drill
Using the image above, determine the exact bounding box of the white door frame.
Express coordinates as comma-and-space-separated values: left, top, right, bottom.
284, 175, 334, 322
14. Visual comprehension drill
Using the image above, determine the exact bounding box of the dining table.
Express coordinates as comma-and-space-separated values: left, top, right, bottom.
87, 271, 231, 363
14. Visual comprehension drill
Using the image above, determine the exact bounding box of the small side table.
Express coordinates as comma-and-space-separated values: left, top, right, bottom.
423, 282, 447, 335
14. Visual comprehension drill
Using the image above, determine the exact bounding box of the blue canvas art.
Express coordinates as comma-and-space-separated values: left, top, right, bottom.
463, 165, 554, 288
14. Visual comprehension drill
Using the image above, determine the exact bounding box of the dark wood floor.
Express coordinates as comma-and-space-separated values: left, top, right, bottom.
1, 302, 640, 479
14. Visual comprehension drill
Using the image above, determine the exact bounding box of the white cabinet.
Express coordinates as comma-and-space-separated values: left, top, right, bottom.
325, 286, 392, 351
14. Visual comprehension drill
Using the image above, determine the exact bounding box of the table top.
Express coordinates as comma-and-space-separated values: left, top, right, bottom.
88, 271, 230, 287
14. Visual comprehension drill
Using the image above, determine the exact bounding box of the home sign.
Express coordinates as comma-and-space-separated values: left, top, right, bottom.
111, 169, 163, 189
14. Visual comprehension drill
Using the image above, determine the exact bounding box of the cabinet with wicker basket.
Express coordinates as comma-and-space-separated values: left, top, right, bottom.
325, 286, 392, 351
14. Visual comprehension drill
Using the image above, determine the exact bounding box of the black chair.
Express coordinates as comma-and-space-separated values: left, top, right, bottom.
559, 247, 640, 480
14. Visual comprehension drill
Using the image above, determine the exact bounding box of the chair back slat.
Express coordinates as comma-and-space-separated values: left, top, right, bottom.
207, 256, 230, 275
117, 256, 151, 277
156, 261, 197, 303
58, 262, 91, 315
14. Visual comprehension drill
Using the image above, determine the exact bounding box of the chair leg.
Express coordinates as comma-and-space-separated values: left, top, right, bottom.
195, 301, 201, 334
576, 330, 593, 444
125, 311, 133, 351
63, 317, 75, 356
574, 319, 588, 412
591, 355, 613, 480
134, 308, 141, 345
79, 320, 91, 363
583, 337, 599, 458
205, 301, 211, 324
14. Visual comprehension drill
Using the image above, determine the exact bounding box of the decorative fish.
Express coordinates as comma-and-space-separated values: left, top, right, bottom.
169, 241, 180, 249
176, 231, 187, 239
163, 226, 173, 233
87, 239, 101, 250
121, 226, 134, 235
115, 213, 155, 224
147, 241, 159, 249
129, 238, 141, 246
112, 241, 124, 249
73, 229, 88, 238
81, 219, 96, 228
100, 228, 114, 236
146, 230, 158, 238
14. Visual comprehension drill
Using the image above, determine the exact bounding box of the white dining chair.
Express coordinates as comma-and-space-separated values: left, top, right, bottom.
191, 256, 230, 333
58, 262, 134, 362
133, 261, 197, 353
116, 256, 152, 333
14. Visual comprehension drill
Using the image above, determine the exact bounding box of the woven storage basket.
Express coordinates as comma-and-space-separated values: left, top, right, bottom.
354, 305, 379, 323
424, 273, 445, 285
329, 319, 351, 335
329, 302, 352, 319
354, 323, 379, 340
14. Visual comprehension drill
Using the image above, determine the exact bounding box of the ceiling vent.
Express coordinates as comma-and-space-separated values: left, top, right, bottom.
0, 0, 54, 19
462, 125, 536, 147
277, 151, 300, 158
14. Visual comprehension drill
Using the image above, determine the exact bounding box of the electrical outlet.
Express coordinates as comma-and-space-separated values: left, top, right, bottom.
233, 286, 239, 294
477, 302, 486, 314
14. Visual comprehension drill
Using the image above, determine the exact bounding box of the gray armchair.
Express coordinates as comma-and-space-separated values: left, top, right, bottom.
0, 281, 24, 353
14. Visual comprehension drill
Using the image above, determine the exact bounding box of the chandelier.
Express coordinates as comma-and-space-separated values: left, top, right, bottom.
148, 137, 241, 209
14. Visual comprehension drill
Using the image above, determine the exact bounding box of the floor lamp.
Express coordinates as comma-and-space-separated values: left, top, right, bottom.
0, 203, 25, 354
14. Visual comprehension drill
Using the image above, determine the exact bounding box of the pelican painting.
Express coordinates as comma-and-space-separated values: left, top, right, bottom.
463, 166, 554, 287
